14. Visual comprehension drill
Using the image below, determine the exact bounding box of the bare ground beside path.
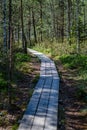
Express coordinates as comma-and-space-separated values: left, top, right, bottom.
56, 60, 87, 130
0, 55, 40, 130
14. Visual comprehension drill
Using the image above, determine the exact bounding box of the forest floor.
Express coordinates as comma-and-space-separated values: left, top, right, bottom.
0, 48, 87, 130
0, 53, 40, 130
56, 60, 87, 130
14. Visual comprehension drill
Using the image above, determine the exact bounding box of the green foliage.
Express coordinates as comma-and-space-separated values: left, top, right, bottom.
77, 85, 87, 102
14, 52, 31, 74
12, 124, 19, 130
15, 52, 31, 62
32, 42, 51, 56
32, 40, 87, 60
60, 54, 87, 69
0, 78, 8, 89
0, 73, 8, 90
60, 54, 87, 102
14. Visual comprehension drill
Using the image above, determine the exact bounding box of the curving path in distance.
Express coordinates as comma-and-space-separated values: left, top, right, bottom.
18, 48, 60, 130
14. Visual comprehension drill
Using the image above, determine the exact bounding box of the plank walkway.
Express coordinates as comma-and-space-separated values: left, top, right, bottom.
18, 49, 60, 130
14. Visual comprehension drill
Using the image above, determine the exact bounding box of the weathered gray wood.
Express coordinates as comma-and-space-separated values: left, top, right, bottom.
18, 49, 60, 130
18, 77, 45, 130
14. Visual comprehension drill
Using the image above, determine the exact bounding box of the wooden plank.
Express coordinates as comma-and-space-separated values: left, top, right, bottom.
31, 74, 53, 130
44, 64, 59, 130
18, 77, 45, 130
18, 49, 60, 130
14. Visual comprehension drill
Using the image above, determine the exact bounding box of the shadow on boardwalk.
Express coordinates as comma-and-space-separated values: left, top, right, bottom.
18, 49, 60, 130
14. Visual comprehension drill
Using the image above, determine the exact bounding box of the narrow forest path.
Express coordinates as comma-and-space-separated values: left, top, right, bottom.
18, 49, 60, 130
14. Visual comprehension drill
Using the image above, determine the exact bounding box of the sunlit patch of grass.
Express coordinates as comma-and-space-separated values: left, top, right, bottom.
32, 42, 51, 56
14, 51, 33, 80
14, 51, 31, 71
31, 39, 87, 58
19, 62, 33, 74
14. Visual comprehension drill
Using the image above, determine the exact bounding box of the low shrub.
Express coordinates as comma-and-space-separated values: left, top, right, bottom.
0, 74, 8, 89
60, 54, 87, 70
15, 52, 31, 62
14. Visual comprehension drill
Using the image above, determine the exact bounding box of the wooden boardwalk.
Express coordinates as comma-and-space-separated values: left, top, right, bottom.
18, 49, 60, 130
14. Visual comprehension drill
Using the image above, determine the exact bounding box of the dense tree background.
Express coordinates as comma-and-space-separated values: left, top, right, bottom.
0, 0, 87, 50
0, 0, 87, 129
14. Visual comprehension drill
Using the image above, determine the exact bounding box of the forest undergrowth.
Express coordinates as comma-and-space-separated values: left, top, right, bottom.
32, 40, 87, 130
0, 48, 40, 130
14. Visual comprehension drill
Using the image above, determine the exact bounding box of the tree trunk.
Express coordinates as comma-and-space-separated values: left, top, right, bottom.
83, 0, 85, 44
59, 1, 64, 42
8, 0, 12, 107
67, 0, 72, 45
20, 0, 27, 53
39, 0, 43, 42
28, 8, 31, 46
76, 0, 80, 53
32, 7, 37, 43
3, 0, 7, 51
21, 0, 24, 49
61, 1, 64, 43
18, 22, 20, 45
50, 0, 56, 39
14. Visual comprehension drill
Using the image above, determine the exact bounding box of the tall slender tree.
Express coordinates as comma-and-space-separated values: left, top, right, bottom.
67, 0, 72, 44
32, 7, 37, 43
76, 0, 80, 53
3, 0, 7, 51
8, 0, 12, 106
39, 0, 43, 42
20, 0, 27, 53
